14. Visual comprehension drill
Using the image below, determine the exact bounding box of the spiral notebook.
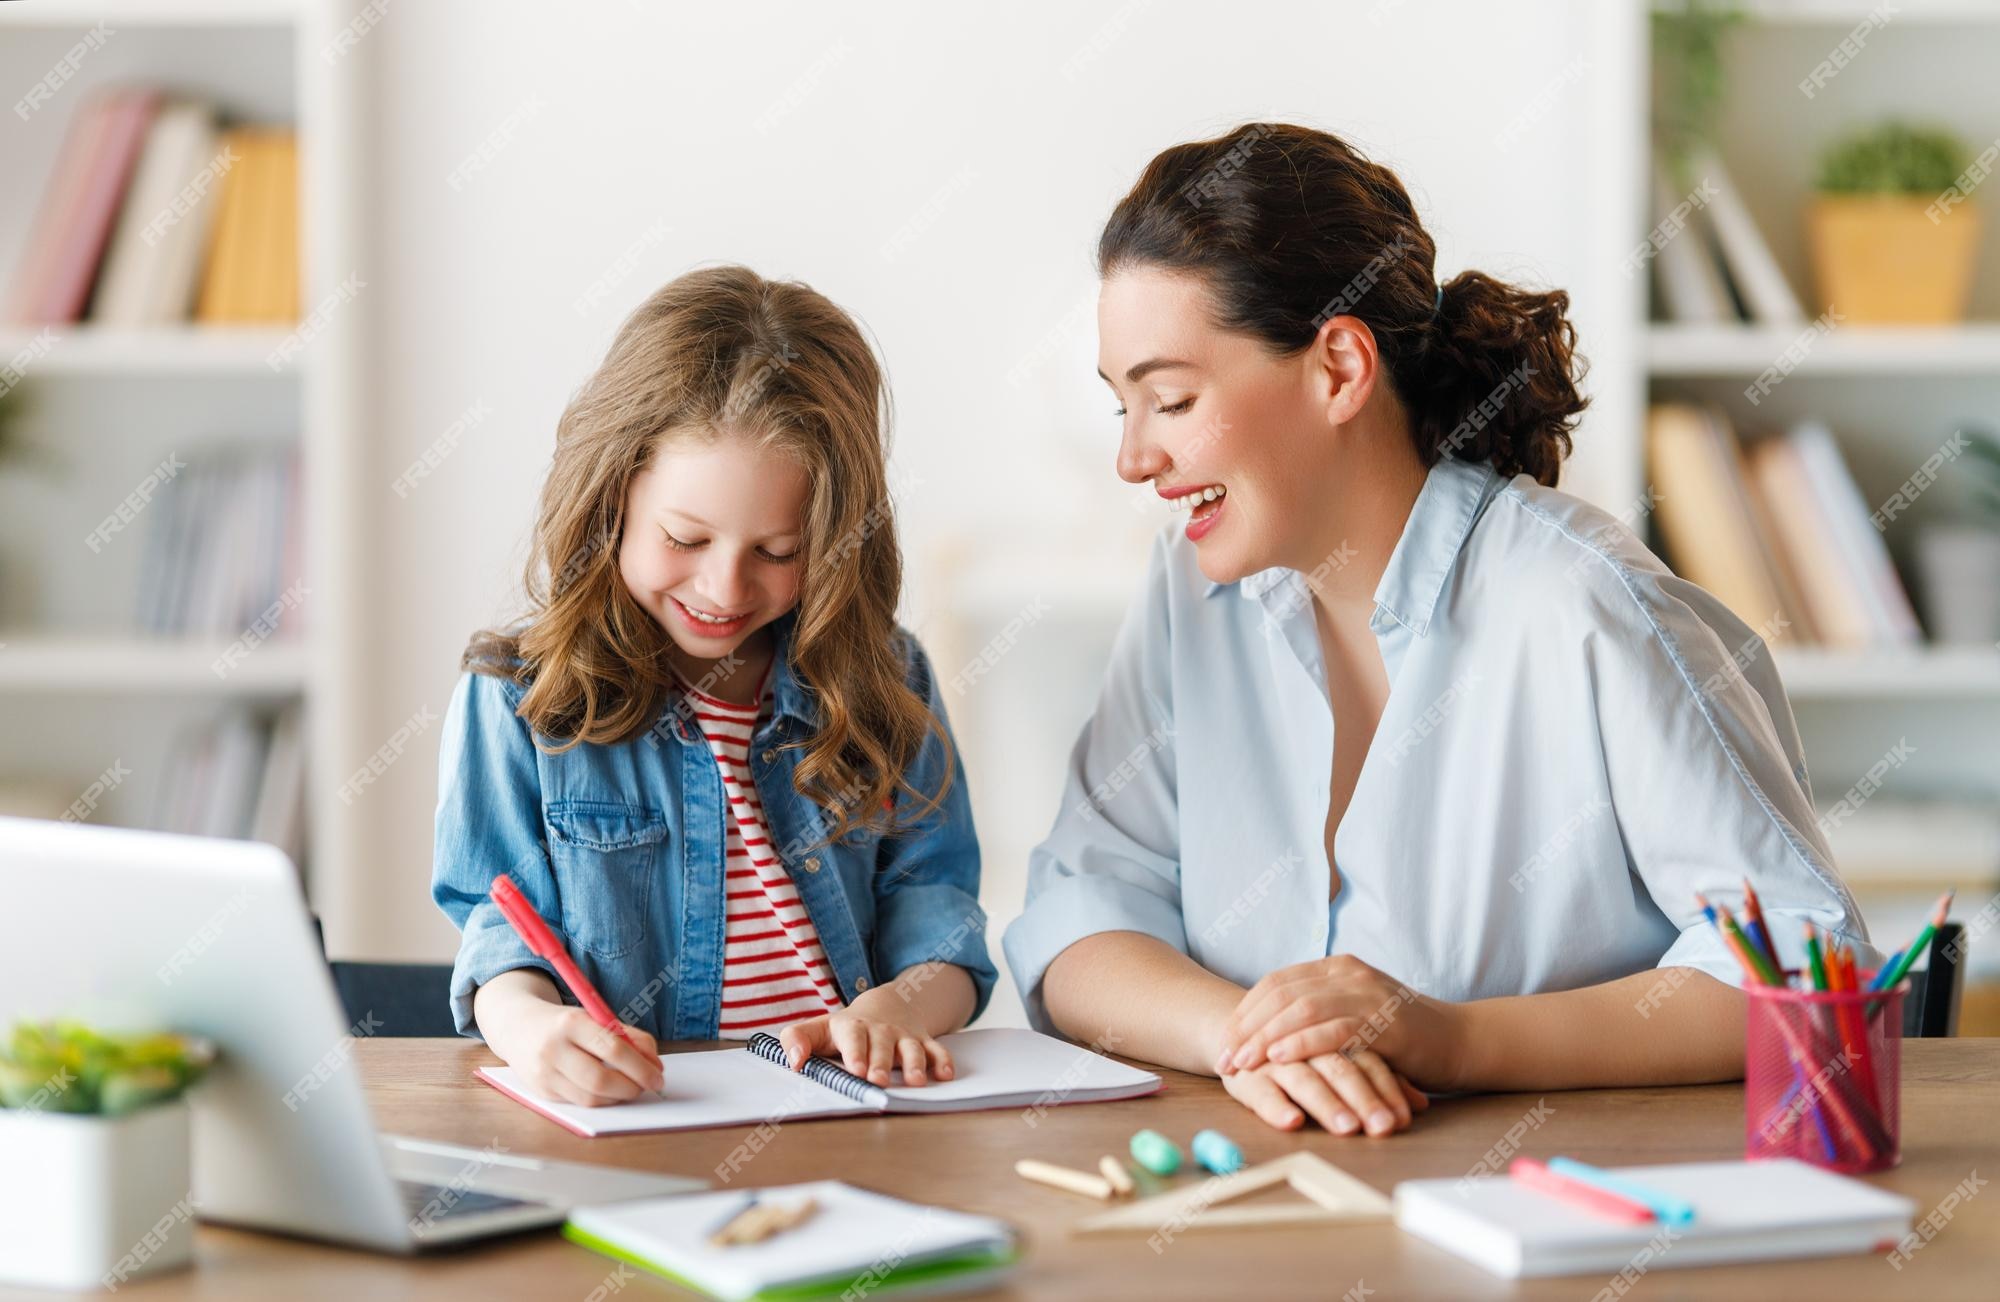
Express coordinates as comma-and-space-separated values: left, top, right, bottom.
477, 1027, 1162, 1137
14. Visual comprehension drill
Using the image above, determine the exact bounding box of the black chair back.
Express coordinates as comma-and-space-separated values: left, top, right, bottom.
1901, 921, 1966, 1039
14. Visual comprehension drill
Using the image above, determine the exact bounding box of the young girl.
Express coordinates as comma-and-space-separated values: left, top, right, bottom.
434, 265, 994, 1107
1006, 124, 1876, 1136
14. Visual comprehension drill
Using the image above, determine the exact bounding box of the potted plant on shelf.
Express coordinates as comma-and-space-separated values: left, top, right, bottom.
0, 1022, 214, 1291
1915, 427, 2000, 646
1809, 121, 1980, 323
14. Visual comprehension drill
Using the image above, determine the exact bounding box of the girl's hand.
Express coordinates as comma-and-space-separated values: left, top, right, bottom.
1220, 1049, 1429, 1135
1215, 953, 1464, 1093
778, 1006, 955, 1087
475, 970, 664, 1106
488, 1004, 664, 1107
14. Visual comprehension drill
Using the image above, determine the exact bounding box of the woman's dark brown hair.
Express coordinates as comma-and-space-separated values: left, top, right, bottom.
1098, 123, 1588, 486
464, 265, 945, 842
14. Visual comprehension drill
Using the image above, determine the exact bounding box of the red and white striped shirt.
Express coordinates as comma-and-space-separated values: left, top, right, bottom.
687, 679, 843, 1039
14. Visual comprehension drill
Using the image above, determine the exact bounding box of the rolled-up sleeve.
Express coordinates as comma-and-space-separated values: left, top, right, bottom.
1592, 571, 1881, 989
1003, 534, 1187, 1032
431, 671, 561, 1037
871, 635, 999, 1021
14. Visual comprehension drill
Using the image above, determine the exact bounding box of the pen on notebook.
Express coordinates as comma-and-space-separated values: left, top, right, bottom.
703, 1193, 758, 1240
1543, 1157, 1696, 1226
1507, 1157, 1655, 1225
489, 873, 639, 1050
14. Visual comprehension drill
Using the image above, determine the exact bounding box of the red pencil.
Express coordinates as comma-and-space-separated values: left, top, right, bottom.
1509, 1157, 1656, 1225
489, 873, 638, 1049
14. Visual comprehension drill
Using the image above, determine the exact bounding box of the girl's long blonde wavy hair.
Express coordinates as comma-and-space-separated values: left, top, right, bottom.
465, 265, 946, 842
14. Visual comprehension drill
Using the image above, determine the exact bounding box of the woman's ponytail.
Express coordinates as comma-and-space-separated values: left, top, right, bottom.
1415, 272, 1588, 487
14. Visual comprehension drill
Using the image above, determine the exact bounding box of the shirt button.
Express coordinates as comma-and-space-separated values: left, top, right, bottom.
801, 856, 820, 874
854, 976, 870, 993
761, 748, 777, 763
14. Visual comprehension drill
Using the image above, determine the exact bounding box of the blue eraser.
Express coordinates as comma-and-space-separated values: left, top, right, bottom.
1191, 1128, 1243, 1175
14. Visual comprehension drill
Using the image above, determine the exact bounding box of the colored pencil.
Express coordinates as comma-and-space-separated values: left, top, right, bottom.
1696, 892, 1782, 987
1803, 922, 1828, 992
1702, 895, 1881, 1161
1740, 878, 1781, 976
1870, 891, 1954, 994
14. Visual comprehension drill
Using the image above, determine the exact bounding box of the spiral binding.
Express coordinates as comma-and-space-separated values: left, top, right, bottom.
746, 1032, 878, 1103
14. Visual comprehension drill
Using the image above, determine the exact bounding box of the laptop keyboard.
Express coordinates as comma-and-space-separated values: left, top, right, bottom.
399, 1179, 536, 1223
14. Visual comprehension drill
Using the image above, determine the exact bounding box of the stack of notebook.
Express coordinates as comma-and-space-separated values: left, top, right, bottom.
1395, 1158, 1915, 1278
566, 1182, 1017, 1301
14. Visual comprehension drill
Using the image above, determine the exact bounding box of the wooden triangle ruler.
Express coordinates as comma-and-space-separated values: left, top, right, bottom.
1076, 1151, 1392, 1233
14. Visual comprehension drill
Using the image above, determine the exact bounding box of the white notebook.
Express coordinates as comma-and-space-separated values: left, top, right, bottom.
1394, 1158, 1915, 1279
566, 1181, 1016, 1301
478, 1027, 1162, 1137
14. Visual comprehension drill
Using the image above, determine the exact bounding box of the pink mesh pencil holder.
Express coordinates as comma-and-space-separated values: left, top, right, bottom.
1745, 971, 1904, 1174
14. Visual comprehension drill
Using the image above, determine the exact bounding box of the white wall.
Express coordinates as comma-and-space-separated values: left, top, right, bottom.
331, 0, 1637, 1027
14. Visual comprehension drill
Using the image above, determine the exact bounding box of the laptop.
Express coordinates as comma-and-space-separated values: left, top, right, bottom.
0, 816, 704, 1251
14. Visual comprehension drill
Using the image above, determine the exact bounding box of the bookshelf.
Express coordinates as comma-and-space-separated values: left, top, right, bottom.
0, 0, 358, 902
1640, 1, 2000, 1017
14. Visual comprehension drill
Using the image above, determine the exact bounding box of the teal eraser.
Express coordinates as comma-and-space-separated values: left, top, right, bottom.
1129, 1128, 1182, 1175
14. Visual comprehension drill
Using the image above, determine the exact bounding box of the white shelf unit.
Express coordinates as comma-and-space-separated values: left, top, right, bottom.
1647, 322, 2000, 375
0, 0, 358, 897
1640, 3, 2000, 958
0, 636, 309, 695
0, 326, 300, 375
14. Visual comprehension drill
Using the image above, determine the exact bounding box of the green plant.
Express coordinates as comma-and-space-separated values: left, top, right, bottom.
0, 384, 24, 467
1963, 427, 2000, 524
0, 1021, 214, 1116
1652, 1, 1744, 173
1816, 122, 1970, 195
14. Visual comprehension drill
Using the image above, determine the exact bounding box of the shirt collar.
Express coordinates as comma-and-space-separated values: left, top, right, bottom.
1206, 456, 1502, 637
762, 610, 820, 727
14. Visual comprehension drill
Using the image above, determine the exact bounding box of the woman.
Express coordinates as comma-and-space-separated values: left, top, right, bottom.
1002, 123, 1876, 1137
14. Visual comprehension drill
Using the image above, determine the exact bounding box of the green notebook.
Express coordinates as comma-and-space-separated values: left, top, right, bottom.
564, 1181, 1018, 1301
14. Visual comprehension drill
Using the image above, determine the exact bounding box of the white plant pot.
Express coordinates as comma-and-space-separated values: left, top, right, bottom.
1915, 524, 2000, 646
0, 1100, 195, 1291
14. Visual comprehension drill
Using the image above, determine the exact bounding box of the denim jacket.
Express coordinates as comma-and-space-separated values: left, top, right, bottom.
432, 616, 995, 1041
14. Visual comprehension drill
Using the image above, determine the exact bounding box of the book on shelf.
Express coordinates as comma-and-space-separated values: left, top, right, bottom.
153, 702, 305, 864
1689, 145, 1806, 326
1649, 158, 1735, 324
1649, 143, 1805, 325
5, 87, 299, 327
1646, 404, 1921, 648
138, 445, 303, 638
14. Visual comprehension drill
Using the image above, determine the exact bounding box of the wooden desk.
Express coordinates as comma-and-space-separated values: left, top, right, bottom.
19, 1039, 1999, 1300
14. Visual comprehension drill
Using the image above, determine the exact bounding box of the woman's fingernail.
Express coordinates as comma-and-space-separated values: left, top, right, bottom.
1369, 1110, 1393, 1133
1334, 1113, 1359, 1134
1269, 1045, 1290, 1062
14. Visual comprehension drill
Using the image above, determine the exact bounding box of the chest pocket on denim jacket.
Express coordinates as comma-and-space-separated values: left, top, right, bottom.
544, 800, 668, 960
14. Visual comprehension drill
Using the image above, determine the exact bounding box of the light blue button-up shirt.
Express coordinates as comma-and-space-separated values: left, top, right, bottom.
1003, 456, 1878, 1031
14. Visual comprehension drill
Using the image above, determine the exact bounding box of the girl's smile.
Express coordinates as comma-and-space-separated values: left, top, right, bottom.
618, 435, 809, 694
